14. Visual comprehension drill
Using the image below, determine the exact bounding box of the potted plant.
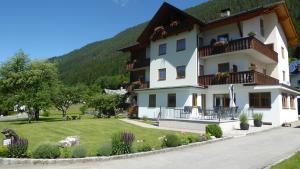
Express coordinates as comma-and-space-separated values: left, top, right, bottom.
253, 113, 263, 127
239, 113, 249, 130
248, 31, 256, 37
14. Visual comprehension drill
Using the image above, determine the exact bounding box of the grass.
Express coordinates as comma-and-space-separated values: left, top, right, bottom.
271, 152, 300, 169
0, 105, 196, 156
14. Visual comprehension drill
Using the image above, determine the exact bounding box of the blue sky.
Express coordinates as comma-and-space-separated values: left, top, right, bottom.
0, 0, 207, 63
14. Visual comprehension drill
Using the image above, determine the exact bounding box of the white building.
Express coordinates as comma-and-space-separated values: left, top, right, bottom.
121, 2, 299, 126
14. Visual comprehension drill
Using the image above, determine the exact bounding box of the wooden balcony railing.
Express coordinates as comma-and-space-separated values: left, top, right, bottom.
199, 37, 278, 62
127, 81, 149, 91
126, 58, 150, 71
198, 70, 279, 86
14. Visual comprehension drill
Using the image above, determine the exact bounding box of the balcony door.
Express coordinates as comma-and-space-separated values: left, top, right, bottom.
218, 63, 230, 72
213, 94, 230, 107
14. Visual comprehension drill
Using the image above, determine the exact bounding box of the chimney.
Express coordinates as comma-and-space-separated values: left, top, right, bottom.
220, 8, 231, 17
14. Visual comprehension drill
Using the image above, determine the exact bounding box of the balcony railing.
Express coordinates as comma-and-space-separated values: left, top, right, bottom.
199, 37, 278, 62
198, 70, 279, 86
126, 58, 150, 70
127, 81, 149, 91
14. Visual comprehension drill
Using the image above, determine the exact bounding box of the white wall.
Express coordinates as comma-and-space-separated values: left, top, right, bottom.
149, 25, 199, 88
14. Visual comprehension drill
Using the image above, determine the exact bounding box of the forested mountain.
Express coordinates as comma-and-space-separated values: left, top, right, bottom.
50, 0, 300, 85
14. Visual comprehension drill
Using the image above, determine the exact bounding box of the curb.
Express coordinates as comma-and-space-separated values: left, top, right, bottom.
262, 150, 299, 169
0, 137, 233, 165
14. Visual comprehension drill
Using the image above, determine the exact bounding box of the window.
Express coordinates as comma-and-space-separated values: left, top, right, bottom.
260, 18, 265, 37
281, 47, 285, 59
217, 34, 229, 41
158, 68, 166, 80
176, 65, 186, 79
201, 94, 206, 109
214, 94, 230, 107
148, 94, 156, 107
218, 63, 230, 72
263, 69, 267, 75
282, 93, 289, 109
249, 92, 271, 108
176, 39, 186, 51
168, 94, 176, 107
159, 43, 167, 55
283, 71, 286, 81
192, 93, 198, 107
290, 95, 296, 109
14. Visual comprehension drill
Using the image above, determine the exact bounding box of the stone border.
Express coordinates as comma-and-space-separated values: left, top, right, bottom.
0, 137, 232, 165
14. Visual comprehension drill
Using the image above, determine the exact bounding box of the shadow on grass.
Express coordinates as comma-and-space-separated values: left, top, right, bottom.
1, 117, 64, 125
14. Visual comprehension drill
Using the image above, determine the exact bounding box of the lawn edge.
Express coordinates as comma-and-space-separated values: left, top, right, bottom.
0, 137, 233, 165
262, 150, 300, 169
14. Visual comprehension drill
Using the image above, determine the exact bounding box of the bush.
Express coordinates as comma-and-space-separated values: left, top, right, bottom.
205, 124, 223, 138
187, 135, 200, 143
199, 133, 211, 142
8, 138, 28, 158
253, 113, 263, 121
163, 134, 181, 147
61, 147, 72, 158
32, 143, 60, 159
72, 146, 87, 158
137, 143, 152, 152
111, 131, 135, 155
239, 113, 248, 124
0, 146, 9, 157
96, 143, 112, 156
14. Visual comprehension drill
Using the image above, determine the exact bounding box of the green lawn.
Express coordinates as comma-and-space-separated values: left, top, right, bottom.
271, 152, 300, 169
0, 106, 195, 156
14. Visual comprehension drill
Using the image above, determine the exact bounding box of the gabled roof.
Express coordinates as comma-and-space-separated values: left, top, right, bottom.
137, 2, 205, 44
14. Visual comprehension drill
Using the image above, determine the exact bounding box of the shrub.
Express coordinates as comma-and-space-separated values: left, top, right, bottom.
163, 134, 181, 147
205, 124, 223, 138
111, 131, 135, 155
0, 146, 9, 157
96, 143, 112, 156
72, 146, 87, 158
137, 143, 152, 152
180, 135, 190, 145
239, 113, 248, 124
61, 147, 72, 158
199, 133, 211, 142
8, 138, 28, 158
187, 135, 200, 143
32, 143, 61, 159
253, 113, 263, 121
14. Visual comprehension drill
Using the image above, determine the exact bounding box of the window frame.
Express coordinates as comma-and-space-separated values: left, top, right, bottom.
158, 43, 167, 56
148, 94, 156, 108
249, 92, 271, 108
176, 65, 186, 79
290, 95, 296, 109
176, 38, 186, 52
158, 68, 166, 81
283, 71, 286, 81
167, 93, 176, 108
281, 47, 285, 59
282, 93, 289, 109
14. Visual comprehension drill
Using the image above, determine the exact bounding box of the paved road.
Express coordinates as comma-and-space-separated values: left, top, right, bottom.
3, 124, 300, 169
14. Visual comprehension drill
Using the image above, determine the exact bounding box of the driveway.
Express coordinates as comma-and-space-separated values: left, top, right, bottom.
3, 123, 300, 169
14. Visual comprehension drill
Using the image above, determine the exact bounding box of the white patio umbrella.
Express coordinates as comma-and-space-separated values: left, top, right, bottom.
229, 84, 236, 108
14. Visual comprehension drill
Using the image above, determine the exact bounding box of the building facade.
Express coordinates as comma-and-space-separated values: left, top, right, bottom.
121, 2, 299, 126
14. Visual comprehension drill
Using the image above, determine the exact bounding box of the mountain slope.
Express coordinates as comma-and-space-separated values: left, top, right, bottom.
50, 0, 300, 85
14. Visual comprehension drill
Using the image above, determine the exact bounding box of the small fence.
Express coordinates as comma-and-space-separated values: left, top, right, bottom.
157, 107, 254, 122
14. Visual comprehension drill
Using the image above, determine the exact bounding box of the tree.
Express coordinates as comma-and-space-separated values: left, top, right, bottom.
0, 50, 59, 122
87, 93, 123, 117
51, 85, 82, 119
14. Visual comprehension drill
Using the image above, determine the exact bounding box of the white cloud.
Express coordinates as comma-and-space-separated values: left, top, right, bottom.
112, 0, 129, 7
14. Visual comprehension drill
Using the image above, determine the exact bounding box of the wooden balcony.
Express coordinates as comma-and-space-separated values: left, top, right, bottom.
198, 70, 279, 86
127, 81, 149, 92
199, 37, 278, 62
126, 58, 150, 71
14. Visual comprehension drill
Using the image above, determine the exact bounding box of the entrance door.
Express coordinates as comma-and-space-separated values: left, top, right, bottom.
213, 94, 230, 107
